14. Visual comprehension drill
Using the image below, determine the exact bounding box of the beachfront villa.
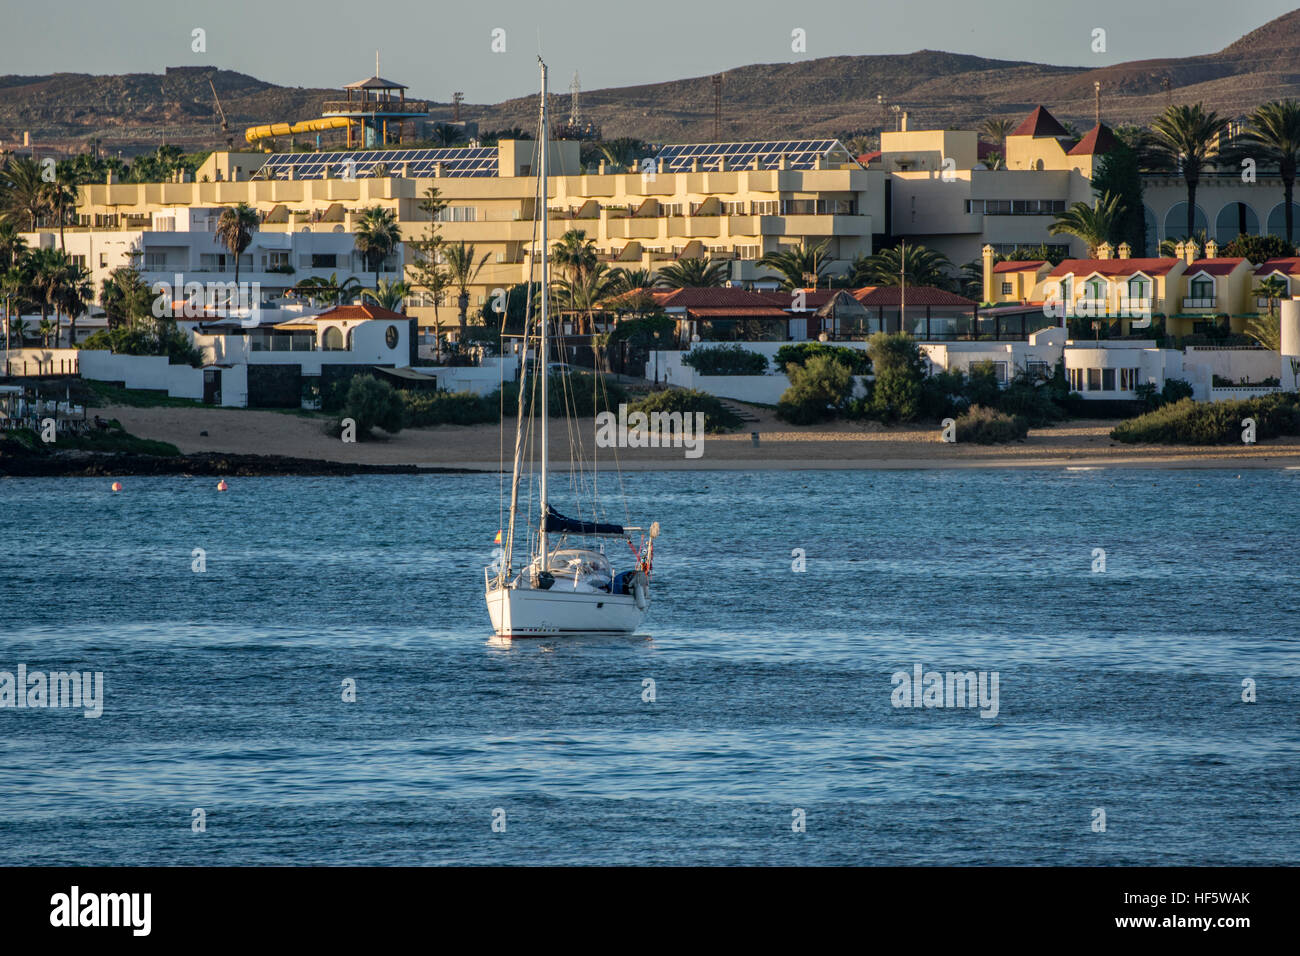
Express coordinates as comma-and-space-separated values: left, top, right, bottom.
980, 240, 1266, 338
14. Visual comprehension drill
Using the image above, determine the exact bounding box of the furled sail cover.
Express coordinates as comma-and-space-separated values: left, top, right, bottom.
542, 505, 624, 536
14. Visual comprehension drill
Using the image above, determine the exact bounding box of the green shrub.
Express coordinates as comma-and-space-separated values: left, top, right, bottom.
493, 371, 628, 417
331, 375, 404, 439
1162, 378, 1194, 403
775, 342, 872, 375
997, 380, 1065, 427
81, 324, 203, 367
955, 405, 1029, 443
777, 354, 855, 424
401, 390, 496, 427
682, 344, 769, 376
862, 332, 924, 422
1111, 394, 1300, 445
627, 388, 744, 434
918, 368, 967, 421
964, 360, 1002, 408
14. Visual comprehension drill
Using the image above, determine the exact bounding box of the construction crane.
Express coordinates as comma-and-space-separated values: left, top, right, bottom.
208, 77, 234, 149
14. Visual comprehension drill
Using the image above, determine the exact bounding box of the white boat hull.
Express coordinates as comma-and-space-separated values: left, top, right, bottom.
486, 584, 647, 637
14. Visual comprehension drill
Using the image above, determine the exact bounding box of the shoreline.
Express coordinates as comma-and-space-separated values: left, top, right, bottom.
6, 402, 1300, 476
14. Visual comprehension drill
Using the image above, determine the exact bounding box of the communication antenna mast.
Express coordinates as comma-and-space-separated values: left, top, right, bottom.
452, 91, 464, 123
1094, 81, 1101, 125
569, 72, 581, 127
711, 74, 723, 141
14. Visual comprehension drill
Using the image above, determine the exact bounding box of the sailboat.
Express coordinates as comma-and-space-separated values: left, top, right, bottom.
485, 58, 659, 637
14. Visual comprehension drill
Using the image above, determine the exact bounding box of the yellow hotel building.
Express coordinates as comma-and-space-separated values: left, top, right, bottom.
69, 139, 884, 337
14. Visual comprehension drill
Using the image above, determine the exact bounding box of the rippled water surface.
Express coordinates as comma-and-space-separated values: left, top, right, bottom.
1, 469, 1296, 864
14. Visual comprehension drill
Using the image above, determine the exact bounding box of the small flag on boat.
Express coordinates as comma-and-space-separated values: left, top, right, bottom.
494, 530, 502, 544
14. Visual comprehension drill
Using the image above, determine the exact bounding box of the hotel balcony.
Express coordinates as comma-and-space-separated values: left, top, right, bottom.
1182, 297, 1218, 310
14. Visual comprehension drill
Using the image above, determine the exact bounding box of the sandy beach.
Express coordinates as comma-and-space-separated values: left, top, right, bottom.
97, 403, 1300, 471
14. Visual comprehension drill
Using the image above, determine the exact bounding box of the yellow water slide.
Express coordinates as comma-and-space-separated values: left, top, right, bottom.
245, 116, 353, 145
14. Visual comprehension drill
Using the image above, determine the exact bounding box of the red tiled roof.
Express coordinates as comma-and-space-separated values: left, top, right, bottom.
1011, 106, 1068, 139
857, 150, 882, 164
993, 260, 1046, 273
653, 287, 786, 309
1066, 123, 1118, 156
1185, 258, 1249, 276
1255, 257, 1300, 276
314, 303, 406, 321
680, 306, 791, 317
1049, 258, 1181, 278
855, 286, 976, 307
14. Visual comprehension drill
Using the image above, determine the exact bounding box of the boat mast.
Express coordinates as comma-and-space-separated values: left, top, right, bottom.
538, 57, 550, 565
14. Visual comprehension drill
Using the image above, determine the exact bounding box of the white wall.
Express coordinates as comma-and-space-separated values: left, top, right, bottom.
1183, 347, 1282, 386
3, 348, 81, 375
78, 350, 206, 400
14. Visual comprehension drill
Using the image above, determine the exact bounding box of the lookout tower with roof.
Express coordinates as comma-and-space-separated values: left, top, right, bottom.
324, 56, 429, 148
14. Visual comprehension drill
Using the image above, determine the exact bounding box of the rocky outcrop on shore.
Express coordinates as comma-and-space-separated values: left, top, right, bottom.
0, 448, 462, 477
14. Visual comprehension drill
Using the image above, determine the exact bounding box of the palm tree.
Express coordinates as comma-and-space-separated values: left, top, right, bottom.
353, 206, 402, 289
757, 240, 832, 290
598, 138, 649, 169
43, 165, 78, 251
551, 229, 598, 282
58, 264, 92, 345
850, 243, 954, 288
215, 203, 259, 289
1237, 99, 1300, 245
444, 240, 490, 332
1246, 275, 1289, 350
38, 317, 56, 348
554, 261, 622, 352
0, 220, 27, 270
1, 266, 25, 353
1148, 103, 1226, 239
362, 279, 412, 312
981, 117, 1015, 154
1048, 192, 1126, 256
1, 157, 51, 230
295, 273, 363, 306
609, 267, 655, 294
100, 266, 152, 330
655, 257, 730, 289
27, 247, 69, 334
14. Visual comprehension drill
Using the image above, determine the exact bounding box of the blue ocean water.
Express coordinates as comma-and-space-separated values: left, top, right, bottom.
0, 468, 1296, 865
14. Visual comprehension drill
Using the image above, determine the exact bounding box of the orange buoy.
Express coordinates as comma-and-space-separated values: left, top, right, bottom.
110, 482, 122, 492
216, 480, 229, 492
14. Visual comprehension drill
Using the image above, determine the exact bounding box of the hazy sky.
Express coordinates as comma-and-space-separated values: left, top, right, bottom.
1, 0, 1294, 103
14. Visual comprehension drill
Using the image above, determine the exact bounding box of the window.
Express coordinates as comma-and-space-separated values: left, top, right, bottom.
661, 203, 683, 218
436, 206, 477, 222
1128, 277, 1148, 301
1087, 368, 1102, 391
99, 253, 109, 267
1069, 368, 1084, 391
1102, 368, 1116, 391
752, 200, 778, 216
1119, 368, 1137, 390
70, 255, 87, 270
1001, 282, 1013, 295
1026, 361, 1050, 381
991, 361, 1008, 384
723, 201, 747, 216
311, 254, 337, 269
1191, 278, 1214, 299
736, 245, 759, 259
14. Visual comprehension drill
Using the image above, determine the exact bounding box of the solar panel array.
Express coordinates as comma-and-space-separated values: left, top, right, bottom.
654, 140, 851, 172
257, 147, 499, 180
